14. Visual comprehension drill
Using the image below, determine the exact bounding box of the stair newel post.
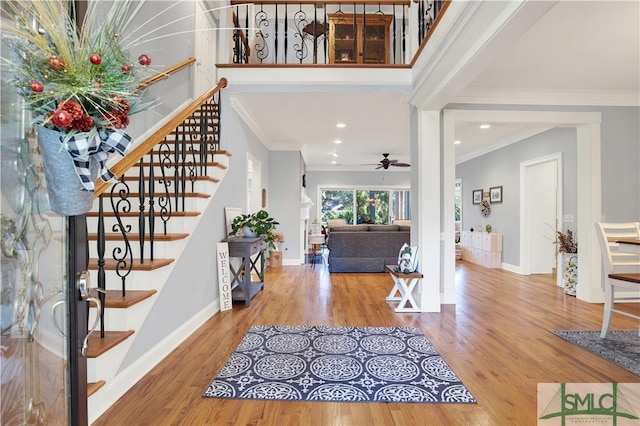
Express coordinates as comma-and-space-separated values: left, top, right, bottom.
148, 150, 156, 261
110, 178, 133, 296
97, 194, 106, 338
138, 158, 146, 264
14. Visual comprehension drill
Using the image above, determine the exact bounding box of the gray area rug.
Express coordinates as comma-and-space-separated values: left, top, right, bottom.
551, 329, 640, 376
203, 325, 477, 403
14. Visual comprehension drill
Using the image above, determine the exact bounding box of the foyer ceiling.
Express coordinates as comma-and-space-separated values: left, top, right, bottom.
230, 1, 639, 170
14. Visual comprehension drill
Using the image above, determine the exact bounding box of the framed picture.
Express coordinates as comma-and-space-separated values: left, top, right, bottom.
224, 207, 242, 237
472, 189, 483, 205
490, 186, 503, 203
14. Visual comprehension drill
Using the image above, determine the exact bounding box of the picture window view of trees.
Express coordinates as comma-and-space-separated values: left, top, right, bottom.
321, 189, 410, 224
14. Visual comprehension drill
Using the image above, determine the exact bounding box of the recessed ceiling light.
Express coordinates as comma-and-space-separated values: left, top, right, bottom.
454, 140, 461, 145
334, 139, 342, 144
480, 124, 491, 129
332, 153, 338, 157
336, 123, 346, 128
331, 160, 337, 164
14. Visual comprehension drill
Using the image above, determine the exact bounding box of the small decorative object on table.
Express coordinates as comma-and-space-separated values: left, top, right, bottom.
395, 243, 419, 274
3, 0, 156, 215
485, 224, 492, 233
555, 229, 578, 296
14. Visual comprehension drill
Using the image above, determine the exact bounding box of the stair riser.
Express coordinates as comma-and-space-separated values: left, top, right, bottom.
88, 238, 188, 261
87, 266, 173, 292
88, 298, 155, 340
87, 216, 197, 235
123, 164, 226, 181
99, 179, 218, 197
87, 338, 134, 383
89, 195, 210, 213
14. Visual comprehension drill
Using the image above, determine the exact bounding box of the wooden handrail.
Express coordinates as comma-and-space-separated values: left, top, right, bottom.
409, 0, 451, 68
137, 57, 197, 90
95, 77, 228, 197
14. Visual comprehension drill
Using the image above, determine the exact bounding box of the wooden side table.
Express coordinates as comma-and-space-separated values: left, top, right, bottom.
385, 265, 422, 312
222, 237, 265, 306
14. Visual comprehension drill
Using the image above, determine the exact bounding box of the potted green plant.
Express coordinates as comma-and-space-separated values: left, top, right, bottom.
230, 210, 280, 249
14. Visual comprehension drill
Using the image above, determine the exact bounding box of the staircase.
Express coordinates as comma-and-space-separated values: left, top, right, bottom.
83, 79, 229, 418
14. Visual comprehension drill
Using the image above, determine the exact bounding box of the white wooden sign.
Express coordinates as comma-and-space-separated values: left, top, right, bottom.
216, 243, 232, 311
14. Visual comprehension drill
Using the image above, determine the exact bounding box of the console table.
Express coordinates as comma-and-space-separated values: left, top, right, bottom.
222, 237, 265, 306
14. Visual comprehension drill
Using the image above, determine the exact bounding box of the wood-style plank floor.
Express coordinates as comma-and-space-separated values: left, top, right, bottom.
93, 261, 639, 426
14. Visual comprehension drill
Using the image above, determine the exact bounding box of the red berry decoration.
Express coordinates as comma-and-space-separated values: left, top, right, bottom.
138, 54, 151, 66
51, 109, 73, 128
47, 55, 65, 71
30, 80, 44, 93
89, 54, 102, 65
121, 64, 131, 73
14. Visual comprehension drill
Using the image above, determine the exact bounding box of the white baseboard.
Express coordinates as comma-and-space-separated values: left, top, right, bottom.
88, 299, 220, 424
501, 263, 522, 274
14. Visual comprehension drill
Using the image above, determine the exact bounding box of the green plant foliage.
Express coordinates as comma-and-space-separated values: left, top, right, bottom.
230, 210, 281, 251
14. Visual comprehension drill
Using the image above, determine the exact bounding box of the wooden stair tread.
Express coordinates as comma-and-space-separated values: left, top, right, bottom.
121, 175, 220, 183
89, 258, 174, 270
139, 161, 227, 170
112, 192, 211, 199
90, 290, 157, 308
87, 211, 201, 218
87, 330, 135, 358
609, 272, 640, 283
88, 233, 189, 241
88, 380, 106, 397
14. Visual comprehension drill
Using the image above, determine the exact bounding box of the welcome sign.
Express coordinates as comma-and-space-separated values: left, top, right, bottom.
216, 243, 232, 311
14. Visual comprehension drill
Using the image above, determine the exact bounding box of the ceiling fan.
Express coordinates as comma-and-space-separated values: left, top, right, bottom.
375, 153, 410, 170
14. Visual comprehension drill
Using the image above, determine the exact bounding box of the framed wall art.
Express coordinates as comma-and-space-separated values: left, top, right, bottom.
472, 189, 483, 205
490, 186, 503, 203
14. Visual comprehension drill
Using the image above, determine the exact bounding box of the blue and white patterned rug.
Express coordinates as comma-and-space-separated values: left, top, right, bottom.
551, 329, 640, 376
203, 325, 477, 403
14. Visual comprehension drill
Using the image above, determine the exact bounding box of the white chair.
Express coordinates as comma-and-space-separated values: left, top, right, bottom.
595, 222, 640, 338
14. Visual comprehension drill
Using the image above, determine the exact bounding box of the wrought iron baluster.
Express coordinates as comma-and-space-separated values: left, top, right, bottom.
159, 137, 172, 236
275, 4, 279, 64
293, 5, 309, 63
392, 4, 397, 64
186, 116, 198, 194
110, 178, 132, 297
147, 150, 156, 260
97, 195, 106, 337
284, 5, 288, 64
402, 5, 406, 64
323, 5, 327, 64
255, 5, 269, 63
138, 158, 145, 263
180, 124, 187, 212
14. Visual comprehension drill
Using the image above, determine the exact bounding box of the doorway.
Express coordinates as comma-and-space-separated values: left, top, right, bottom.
247, 153, 262, 213
520, 153, 563, 278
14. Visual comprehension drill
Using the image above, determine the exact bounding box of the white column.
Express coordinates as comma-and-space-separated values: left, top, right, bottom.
442, 114, 456, 304
412, 110, 442, 312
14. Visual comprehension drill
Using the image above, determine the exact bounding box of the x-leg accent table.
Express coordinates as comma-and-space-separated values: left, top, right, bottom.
385, 265, 422, 313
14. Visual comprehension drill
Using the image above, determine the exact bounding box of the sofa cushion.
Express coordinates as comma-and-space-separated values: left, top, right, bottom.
368, 225, 399, 232
330, 224, 369, 232
392, 219, 412, 226
398, 225, 411, 232
327, 219, 347, 228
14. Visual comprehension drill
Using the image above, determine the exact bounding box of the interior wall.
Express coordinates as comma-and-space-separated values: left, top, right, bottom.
269, 151, 302, 262
456, 127, 578, 268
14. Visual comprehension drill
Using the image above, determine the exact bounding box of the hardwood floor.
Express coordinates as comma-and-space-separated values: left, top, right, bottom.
93, 262, 639, 426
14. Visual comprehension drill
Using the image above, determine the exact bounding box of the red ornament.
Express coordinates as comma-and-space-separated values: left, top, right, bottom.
138, 54, 151, 66
51, 109, 73, 128
121, 64, 131, 73
89, 54, 102, 65
48, 56, 65, 71
30, 80, 44, 93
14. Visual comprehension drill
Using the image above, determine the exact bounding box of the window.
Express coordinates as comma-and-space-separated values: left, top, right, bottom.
321, 188, 410, 224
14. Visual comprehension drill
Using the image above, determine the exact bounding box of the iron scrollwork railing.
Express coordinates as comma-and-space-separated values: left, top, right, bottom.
93, 88, 223, 337
230, 1, 448, 66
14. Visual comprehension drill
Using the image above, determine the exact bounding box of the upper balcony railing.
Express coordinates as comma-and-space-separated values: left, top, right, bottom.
229, 0, 448, 66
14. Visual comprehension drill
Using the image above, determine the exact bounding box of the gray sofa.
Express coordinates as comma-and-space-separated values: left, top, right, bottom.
326, 224, 410, 272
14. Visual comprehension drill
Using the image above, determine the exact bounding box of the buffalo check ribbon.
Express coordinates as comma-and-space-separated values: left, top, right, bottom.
65, 129, 132, 191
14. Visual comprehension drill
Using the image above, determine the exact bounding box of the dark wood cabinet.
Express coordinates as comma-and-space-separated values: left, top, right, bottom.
328, 13, 392, 64
222, 237, 265, 306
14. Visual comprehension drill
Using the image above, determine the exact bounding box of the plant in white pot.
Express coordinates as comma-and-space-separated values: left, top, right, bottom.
555, 229, 578, 296
230, 210, 279, 244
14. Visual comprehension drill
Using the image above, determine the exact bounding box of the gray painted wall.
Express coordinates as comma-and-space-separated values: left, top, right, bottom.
269, 151, 302, 261
456, 127, 578, 266
454, 105, 640, 267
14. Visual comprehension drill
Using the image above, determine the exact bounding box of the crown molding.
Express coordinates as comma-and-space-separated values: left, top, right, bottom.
453, 88, 640, 107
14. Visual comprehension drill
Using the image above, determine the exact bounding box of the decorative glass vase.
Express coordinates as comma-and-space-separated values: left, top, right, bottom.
37, 126, 98, 216
562, 253, 578, 296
